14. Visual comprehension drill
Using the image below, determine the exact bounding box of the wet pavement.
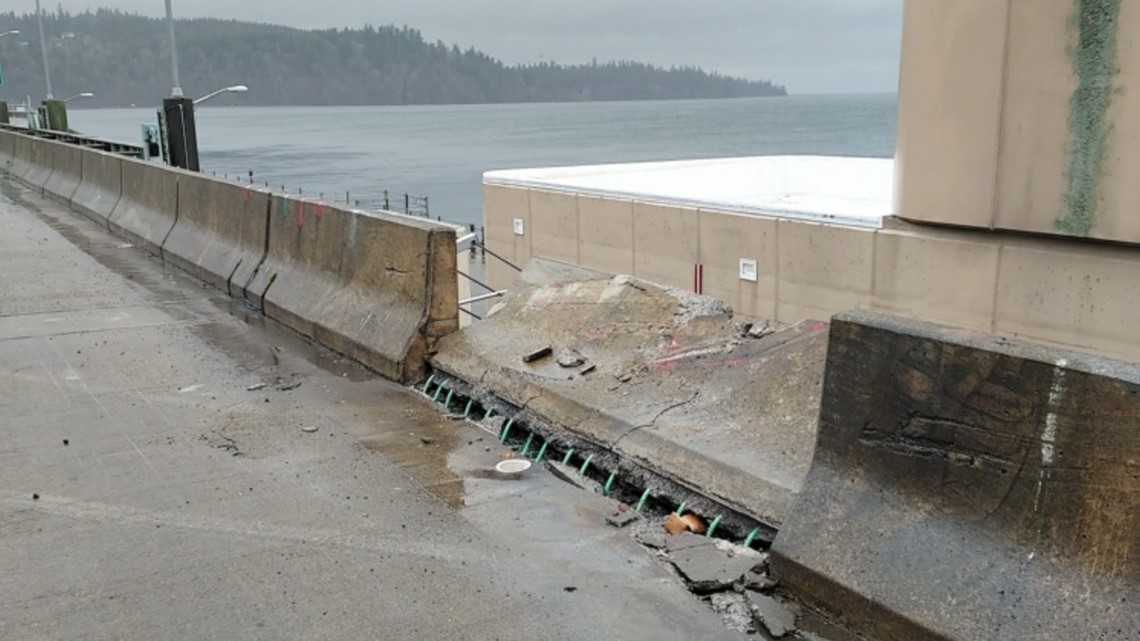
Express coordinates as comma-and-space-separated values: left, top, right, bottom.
0, 179, 744, 640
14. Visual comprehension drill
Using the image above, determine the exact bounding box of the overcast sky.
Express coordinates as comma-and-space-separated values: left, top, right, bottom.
39, 0, 902, 94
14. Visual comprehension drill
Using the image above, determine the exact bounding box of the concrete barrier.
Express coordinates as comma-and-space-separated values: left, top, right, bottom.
8, 134, 38, 188
20, 135, 55, 192
0, 130, 15, 174
162, 175, 270, 294
771, 310, 1140, 641
71, 149, 122, 226
107, 158, 179, 256
41, 141, 83, 205
247, 195, 458, 383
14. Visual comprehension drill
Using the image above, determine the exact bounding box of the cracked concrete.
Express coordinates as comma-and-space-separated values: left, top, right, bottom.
430, 258, 828, 533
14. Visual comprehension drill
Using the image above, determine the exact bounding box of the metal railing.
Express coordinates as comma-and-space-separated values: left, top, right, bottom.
0, 122, 144, 158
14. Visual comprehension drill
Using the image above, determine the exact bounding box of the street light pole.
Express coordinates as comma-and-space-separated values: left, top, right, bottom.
35, 0, 53, 100
164, 0, 182, 98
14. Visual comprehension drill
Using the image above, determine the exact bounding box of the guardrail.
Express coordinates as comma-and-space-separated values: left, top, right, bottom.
0, 123, 144, 159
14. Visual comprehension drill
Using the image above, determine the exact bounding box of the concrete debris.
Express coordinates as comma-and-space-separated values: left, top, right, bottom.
665, 532, 713, 553
556, 348, 585, 368
744, 570, 777, 592
522, 346, 553, 363
630, 521, 668, 549
547, 461, 593, 491
606, 508, 642, 529
714, 539, 768, 562
665, 287, 734, 324
709, 592, 754, 634
275, 380, 302, 392
301, 426, 319, 433
579, 364, 597, 376
245, 382, 267, 391
748, 593, 797, 639
743, 321, 775, 340
420, 437, 436, 445
669, 539, 761, 594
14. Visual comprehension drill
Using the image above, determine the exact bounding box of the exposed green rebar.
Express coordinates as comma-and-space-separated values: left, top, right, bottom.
444, 389, 455, 409
432, 381, 447, 403
579, 454, 595, 476
422, 374, 435, 393
463, 399, 474, 418
500, 417, 515, 444
520, 433, 535, 457
744, 528, 761, 549
676, 501, 687, 516
635, 488, 651, 512
561, 448, 575, 465
484, 408, 496, 421
706, 515, 723, 538
534, 442, 549, 463
604, 471, 617, 495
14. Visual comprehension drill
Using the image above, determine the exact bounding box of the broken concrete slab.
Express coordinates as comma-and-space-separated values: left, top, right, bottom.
748, 593, 797, 639
669, 539, 763, 594
431, 258, 827, 533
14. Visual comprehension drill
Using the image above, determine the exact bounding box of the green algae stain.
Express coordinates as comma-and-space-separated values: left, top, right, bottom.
1057, 0, 1122, 237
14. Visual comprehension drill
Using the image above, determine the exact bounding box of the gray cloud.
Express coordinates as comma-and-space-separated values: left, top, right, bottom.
37, 0, 902, 93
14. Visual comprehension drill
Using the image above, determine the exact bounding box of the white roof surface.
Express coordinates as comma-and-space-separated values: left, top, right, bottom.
484, 155, 895, 229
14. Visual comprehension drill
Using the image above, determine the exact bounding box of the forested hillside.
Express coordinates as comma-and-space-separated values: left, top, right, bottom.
0, 10, 786, 107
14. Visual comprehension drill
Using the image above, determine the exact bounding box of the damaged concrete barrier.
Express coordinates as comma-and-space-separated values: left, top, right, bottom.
246, 195, 458, 383
162, 174, 270, 295
431, 258, 826, 533
771, 310, 1140, 641
70, 149, 122, 226
41, 140, 83, 205
108, 157, 180, 256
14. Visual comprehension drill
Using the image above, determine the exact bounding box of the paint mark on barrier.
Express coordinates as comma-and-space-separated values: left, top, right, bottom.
1036, 358, 1069, 512
316, 203, 324, 219
297, 200, 306, 227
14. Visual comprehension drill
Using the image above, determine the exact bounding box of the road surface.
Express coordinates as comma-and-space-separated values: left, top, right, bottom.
0, 178, 740, 641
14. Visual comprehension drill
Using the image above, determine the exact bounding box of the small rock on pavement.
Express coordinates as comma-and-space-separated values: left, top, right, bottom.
301, 426, 319, 434
748, 592, 797, 639
555, 348, 585, 368
420, 437, 436, 445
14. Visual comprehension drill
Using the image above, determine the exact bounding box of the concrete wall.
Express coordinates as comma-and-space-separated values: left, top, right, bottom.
897, 0, 1140, 244
484, 183, 1140, 363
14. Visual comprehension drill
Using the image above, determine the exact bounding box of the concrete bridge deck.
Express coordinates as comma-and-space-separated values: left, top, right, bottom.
0, 179, 743, 640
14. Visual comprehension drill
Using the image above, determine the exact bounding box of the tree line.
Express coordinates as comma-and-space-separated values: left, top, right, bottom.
0, 9, 786, 108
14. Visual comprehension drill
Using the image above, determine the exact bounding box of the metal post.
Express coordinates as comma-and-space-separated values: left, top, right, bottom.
35, 0, 53, 100
164, 0, 183, 97
404, 193, 410, 214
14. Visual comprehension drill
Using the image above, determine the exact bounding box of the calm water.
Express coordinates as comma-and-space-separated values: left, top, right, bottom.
67, 94, 897, 228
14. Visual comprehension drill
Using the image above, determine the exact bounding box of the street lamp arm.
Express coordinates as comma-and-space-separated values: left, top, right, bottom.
193, 85, 249, 106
